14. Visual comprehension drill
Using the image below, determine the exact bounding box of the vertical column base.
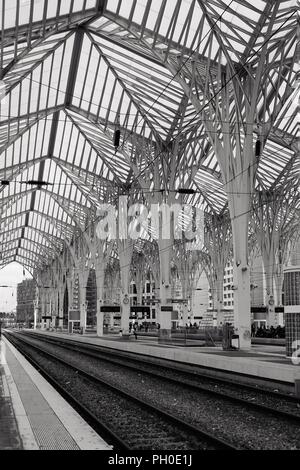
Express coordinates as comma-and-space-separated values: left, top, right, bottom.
158, 309, 172, 343
182, 305, 189, 327
96, 311, 104, 337
121, 300, 130, 336
158, 329, 172, 343
216, 310, 224, 328
33, 309, 38, 330
233, 265, 251, 350
80, 308, 87, 331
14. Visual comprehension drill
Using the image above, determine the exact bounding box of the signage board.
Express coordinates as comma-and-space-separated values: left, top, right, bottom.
100, 306, 121, 313
69, 310, 80, 321
161, 306, 173, 312
131, 306, 151, 314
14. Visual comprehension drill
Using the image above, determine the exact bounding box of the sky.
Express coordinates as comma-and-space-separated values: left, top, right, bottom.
0, 262, 32, 312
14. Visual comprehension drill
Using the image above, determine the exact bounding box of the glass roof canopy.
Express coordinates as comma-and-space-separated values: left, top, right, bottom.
0, 0, 298, 273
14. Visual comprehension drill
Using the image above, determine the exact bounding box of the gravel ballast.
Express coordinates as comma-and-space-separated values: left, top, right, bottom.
9, 333, 300, 450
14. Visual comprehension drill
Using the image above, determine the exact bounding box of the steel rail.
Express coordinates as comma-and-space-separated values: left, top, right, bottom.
5, 332, 238, 451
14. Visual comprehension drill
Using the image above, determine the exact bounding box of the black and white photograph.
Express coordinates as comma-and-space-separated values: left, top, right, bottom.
0, 0, 299, 461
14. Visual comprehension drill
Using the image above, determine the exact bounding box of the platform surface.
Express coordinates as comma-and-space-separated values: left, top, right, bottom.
22, 329, 300, 386
0, 336, 111, 450
0, 362, 23, 450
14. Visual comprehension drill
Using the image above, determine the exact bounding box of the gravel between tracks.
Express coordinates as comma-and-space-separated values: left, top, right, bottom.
9, 337, 217, 450
11, 334, 300, 450
63, 343, 300, 414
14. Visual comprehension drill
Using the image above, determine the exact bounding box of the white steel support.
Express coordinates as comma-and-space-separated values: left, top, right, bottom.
94, 240, 112, 336
201, 214, 231, 327
252, 186, 300, 327
118, 238, 134, 335
78, 270, 89, 330
132, 253, 146, 307
158, 237, 173, 333
0, 1, 297, 357
33, 286, 40, 330
95, 263, 106, 337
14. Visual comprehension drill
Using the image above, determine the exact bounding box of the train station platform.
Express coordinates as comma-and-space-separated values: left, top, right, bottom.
22, 329, 300, 389
0, 336, 111, 450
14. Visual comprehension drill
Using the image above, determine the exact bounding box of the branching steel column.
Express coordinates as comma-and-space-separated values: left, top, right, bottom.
252, 185, 300, 326
173, 243, 204, 326
201, 213, 232, 326
131, 253, 147, 307
90, 236, 113, 337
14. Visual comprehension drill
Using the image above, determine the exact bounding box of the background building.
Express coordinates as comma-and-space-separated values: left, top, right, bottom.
16, 279, 37, 327
284, 265, 300, 357
0, 311, 17, 328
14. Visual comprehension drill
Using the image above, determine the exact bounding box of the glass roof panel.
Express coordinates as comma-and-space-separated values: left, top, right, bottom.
0, 0, 297, 270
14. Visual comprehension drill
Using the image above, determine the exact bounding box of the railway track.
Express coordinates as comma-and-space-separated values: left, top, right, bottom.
16, 330, 300, 420
4, 331, 237, 451
19, 330, 295, 397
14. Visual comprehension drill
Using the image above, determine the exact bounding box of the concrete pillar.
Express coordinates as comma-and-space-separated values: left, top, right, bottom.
40, 289, 47, 330
33, 285, 40, 330
80, 298, 87, 330
274, 273, 284, 308
33, 300, 39, 330
263, 252, 277, 327
96, 302, 104, 337
118, 236, 133, 336
95, 262, 106, 337
158, 236, 173, 336
59, 288, 64, 328
182, 303, 189, 326
158, 280, 173, 342
233, 264, 251, 348
96, 275, 105, 337
121, 294, 130, 334
78, 273, 88, 329
231, 206, 252, 349
266, 293, 277, 327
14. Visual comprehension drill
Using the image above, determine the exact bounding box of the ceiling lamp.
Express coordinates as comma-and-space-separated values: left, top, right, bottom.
255, 139, 261, 158
177, 188, 196, 195
114, 115, 121, 151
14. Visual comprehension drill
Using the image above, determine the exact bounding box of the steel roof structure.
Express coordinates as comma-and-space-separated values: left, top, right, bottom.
0, 0, 298, 273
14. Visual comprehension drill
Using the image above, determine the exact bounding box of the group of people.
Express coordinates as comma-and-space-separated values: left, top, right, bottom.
251, 324, 285, 338
129, 323, 138, 339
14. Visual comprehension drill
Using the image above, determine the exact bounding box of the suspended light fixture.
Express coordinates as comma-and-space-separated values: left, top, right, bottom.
27, 180, 53, 188
177, 188, 196, 195
255, 120, 263, 158
255, 139, 261, 158
114, 115, 121, 151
